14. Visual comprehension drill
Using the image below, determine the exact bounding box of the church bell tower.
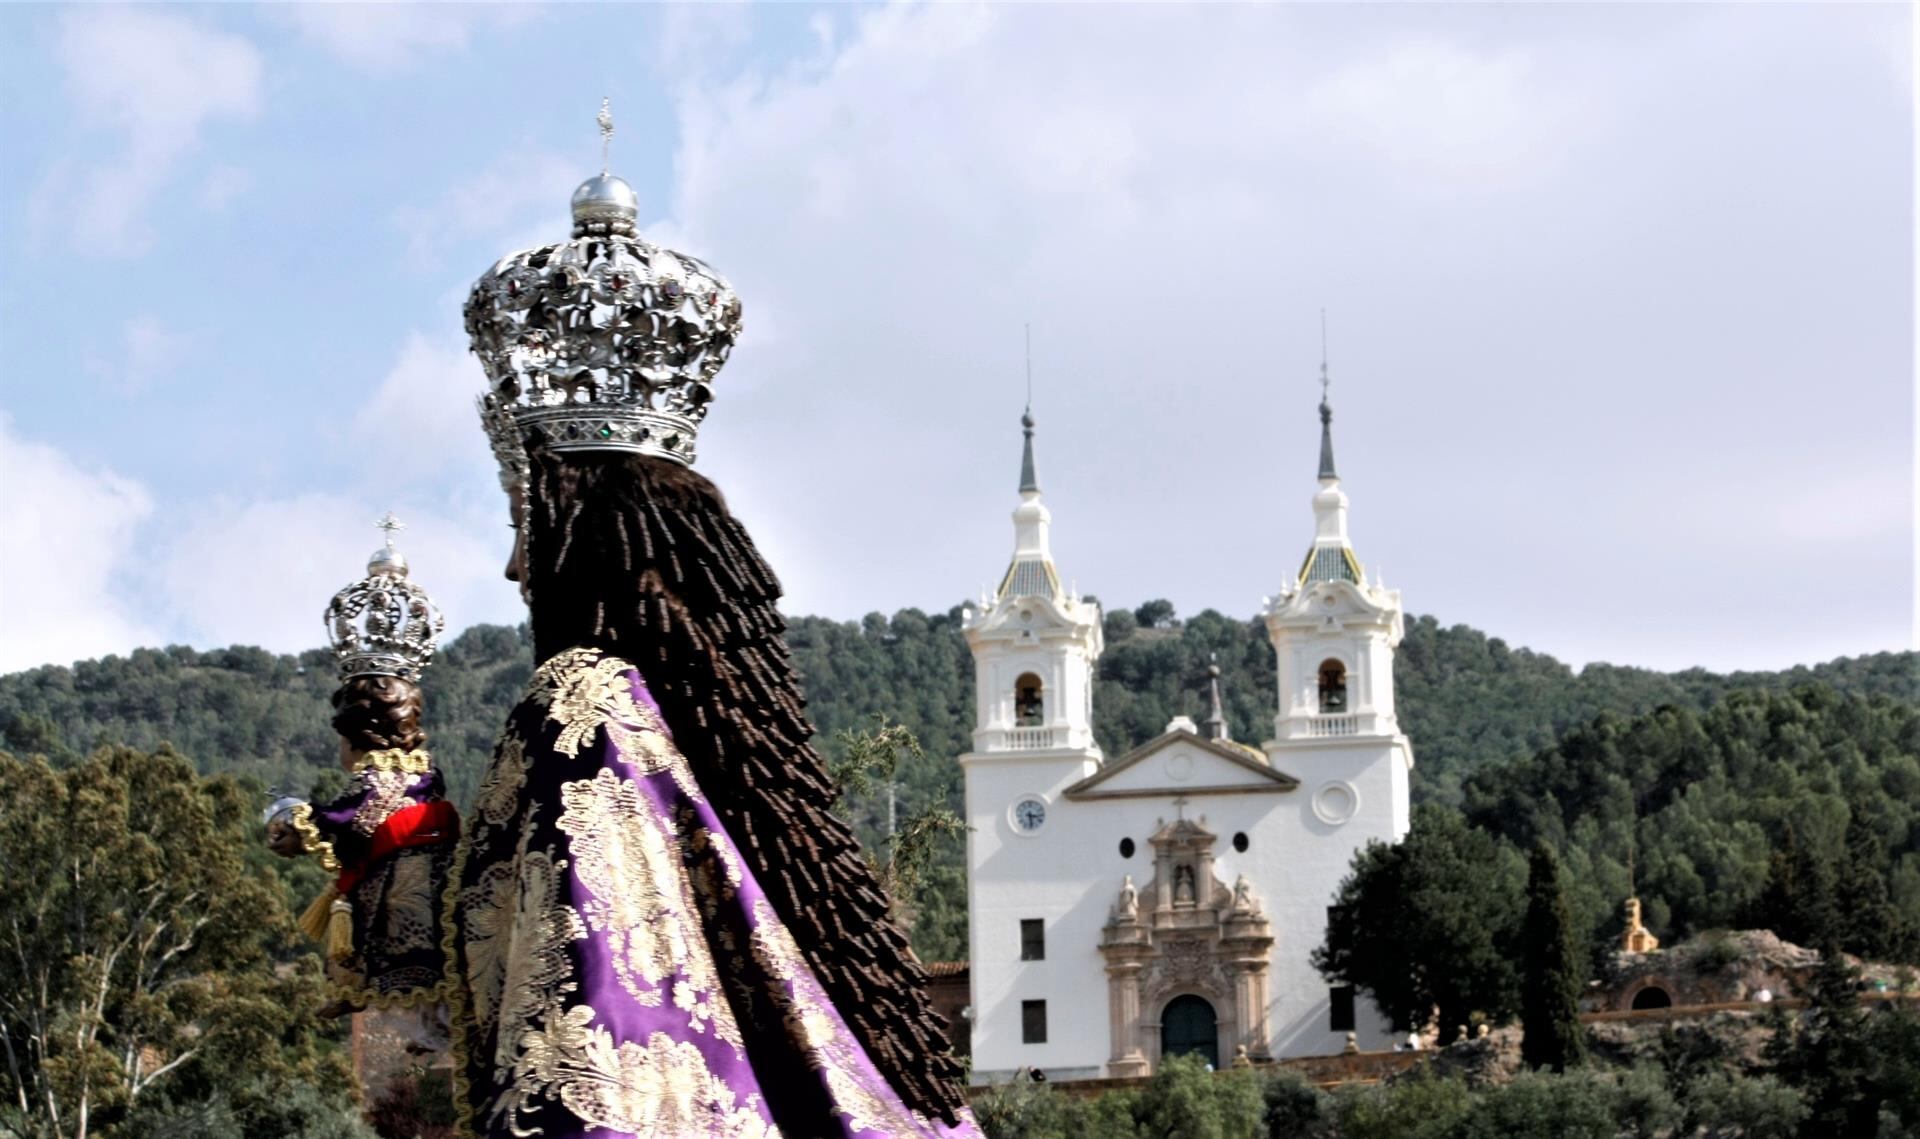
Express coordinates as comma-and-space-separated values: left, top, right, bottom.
959, 407, 1105, 1078
960, 409, 1103, 758
1261, 359, 1412, 841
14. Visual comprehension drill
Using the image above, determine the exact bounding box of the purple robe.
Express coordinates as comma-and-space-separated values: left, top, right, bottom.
444, 647, 980, 1138
290, 750, 456, 1006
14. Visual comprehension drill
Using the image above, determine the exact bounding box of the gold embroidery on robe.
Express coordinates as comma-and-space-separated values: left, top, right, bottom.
746, 898, 936, 1136
555, 768, 743, 1050
353, 748, 433, 776
526, 648, 704, 791
528, 648, 648, 759
352, 769, 416, 835
471, 731, 527, 828
512, 1008, 780, 1139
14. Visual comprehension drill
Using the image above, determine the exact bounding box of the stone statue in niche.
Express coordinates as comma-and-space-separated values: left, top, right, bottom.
1174, 863, 1196, 905
1116, 874, 1139, 920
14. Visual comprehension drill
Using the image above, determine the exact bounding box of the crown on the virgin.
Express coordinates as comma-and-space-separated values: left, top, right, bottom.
324, 513, 446, 682
466, 99, 743, 490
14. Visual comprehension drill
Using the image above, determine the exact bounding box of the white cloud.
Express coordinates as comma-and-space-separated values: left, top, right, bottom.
1305, 39, 1569, 189
352, 332, 497, 481
0, 416, 159, 671
86, 315, 191, 395
50, 7, 262, 254
646, 2, 1909, 674
392, 150, 576, 263
199, 164, 252, 210
285, 4, 534, 73
152, 493, 523, 656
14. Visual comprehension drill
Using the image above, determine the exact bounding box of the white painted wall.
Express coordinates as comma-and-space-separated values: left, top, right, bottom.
962, 440, 1414, 1080
965, 728, 1410, 1080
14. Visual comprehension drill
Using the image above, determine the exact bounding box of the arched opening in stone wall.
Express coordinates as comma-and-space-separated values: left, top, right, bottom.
1317, 659, 1348, 713
1161, 995, 1219, 1070
1014, 673, 1044, 727
1630, 985, 1673, 1011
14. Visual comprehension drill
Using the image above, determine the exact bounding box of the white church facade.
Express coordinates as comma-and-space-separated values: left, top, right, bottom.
959, 390, 1414, 1083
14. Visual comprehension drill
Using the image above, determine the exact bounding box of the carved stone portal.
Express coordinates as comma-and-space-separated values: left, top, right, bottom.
1100, 815, 1274, 1076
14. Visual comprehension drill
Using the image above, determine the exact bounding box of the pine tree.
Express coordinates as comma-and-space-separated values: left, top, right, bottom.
1749, 825, 1800, 941
1835, 807, 1900, 961
1771, 943, 1879, 1138
1752, 824, 1839, 950
1786, 834, 1838, 950
1520, 840, 1586, 1072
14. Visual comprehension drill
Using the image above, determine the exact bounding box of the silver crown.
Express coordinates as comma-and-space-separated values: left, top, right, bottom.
324, 513, 446, 682
466, 100, 743, 487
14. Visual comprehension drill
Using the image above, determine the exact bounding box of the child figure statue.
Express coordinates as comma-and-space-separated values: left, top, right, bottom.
267, 516, 456, 1037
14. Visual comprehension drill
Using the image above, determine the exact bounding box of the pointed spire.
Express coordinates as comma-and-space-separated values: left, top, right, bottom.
1020, 324, 1039, 494
1019, 409, 1039, 494
1318, 310, 1338, 481
1200, 654, 1230, 741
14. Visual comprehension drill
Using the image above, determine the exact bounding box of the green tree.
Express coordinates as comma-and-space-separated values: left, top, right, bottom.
1836, 807, 1904, 961
1450, 1070, 1616, 1139
1329, 1070, 1472, 1139
1680, 1071, 1808, 1139
0, 747, 359, 1139
1132, 1053, 1263, 1139
828, 718, 967, 954
1519, 841, 1585, 1072
1133, 600, 1177, 629
1768, 946, 1879, 1138
1870, 989, 1920, 1136
1258, 1068, 1329, 1139
1316, 805, 1526, 1044
971, 1076, 1077, 1139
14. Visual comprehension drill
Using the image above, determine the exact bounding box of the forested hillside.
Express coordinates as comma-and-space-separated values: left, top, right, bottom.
2, 602, 1912, 963
2, 601, 1908, 808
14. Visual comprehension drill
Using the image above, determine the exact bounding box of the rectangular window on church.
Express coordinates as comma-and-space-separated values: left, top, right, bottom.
1022, 999, 1048, 1044
1330, 986, 1356, 1032
1020, 919, 1045, 961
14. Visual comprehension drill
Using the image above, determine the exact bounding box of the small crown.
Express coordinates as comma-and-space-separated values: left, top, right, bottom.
324, 513, 446, 682
465, 101, 743, 488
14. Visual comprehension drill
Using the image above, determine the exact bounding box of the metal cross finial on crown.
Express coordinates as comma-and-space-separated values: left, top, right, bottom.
326, 514, 445, 683
597, 96, 614, 176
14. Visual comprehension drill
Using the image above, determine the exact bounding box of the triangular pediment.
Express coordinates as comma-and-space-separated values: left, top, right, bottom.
1064, 730, 1298, 801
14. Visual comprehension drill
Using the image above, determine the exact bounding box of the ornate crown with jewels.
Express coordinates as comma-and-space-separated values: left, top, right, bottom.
324, 514, 446, 682
467, 100, 743, 489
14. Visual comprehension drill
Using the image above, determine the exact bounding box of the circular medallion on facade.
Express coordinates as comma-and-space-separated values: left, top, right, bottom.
1312, 781, 1360, 826
1165, 751, 1194, 782
1010, 795, 1049, 836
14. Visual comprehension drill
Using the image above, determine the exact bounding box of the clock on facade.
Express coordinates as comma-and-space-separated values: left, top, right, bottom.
1011, 796, 1048, 834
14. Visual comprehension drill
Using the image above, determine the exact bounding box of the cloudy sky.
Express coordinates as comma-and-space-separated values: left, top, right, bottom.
0, 3, 1911, 676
